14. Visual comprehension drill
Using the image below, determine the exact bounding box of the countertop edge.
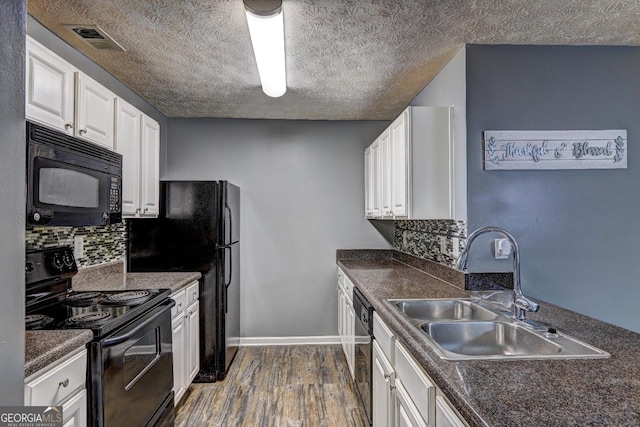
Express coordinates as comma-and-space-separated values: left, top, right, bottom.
25, 330, 94, 378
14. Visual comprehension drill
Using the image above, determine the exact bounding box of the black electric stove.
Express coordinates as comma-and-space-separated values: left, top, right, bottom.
25, 247, 170, 338
25, 247, 175, 427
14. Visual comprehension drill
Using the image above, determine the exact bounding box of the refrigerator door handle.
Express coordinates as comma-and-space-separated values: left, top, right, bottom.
219, 245, 233, 288
224, 204, 233, 245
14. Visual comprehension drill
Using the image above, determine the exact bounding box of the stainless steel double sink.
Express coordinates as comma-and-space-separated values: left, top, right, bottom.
388, 298, 609, 360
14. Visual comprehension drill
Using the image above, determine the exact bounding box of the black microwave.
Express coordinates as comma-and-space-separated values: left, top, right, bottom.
26, 121, 122, 227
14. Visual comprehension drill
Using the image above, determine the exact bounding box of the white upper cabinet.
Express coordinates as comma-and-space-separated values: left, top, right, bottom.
26, 37, 76, 134
380, 128, 392, 218
390, 111, 409, 218
115, 99, 142, 215
365, 146, 373, 217
115, 99, 159, 218
140, 115, 160, 217
26, 36, 116, 150
75, 72, 115, 149
365, 106, 461, 220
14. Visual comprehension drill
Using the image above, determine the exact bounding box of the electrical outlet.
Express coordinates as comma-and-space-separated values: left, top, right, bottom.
74, 235, 84, 259
494, 238, 510, 259
452, 237, 460, 258
439, 236, 447, 254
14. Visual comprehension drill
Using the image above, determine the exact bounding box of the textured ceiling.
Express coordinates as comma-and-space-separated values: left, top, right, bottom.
27, 0, 640, 120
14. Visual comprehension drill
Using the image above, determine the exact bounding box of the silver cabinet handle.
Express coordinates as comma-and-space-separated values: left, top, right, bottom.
143, 207, 149, 212
65, 122, 74, 130
59, 378, 69, 388
135, 208, 141, 214
79, 128, 87, 135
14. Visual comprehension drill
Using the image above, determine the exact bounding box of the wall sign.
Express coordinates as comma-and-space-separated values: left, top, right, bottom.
484, 130, 627, 170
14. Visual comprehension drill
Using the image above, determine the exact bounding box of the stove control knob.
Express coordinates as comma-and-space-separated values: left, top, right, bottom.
25, 261, 34, 276
62, 253, 75, 268
51, 255, 64, 271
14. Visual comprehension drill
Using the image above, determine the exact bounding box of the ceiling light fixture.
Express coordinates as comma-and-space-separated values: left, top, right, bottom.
243, 0, 286, 98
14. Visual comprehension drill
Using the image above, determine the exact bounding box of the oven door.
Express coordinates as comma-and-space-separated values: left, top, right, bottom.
95, 299, 175, 427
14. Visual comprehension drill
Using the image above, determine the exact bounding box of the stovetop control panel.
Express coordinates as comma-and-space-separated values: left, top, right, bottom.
26, 247, 78, 286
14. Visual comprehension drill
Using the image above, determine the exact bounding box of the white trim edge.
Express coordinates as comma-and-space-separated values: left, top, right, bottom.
239, 335, 341, 346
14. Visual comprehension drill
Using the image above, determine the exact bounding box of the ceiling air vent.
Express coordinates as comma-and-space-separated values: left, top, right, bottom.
63, 24, 125, 52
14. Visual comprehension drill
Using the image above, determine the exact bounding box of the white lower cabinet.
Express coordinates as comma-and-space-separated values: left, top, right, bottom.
373, 313, 468, 427
373, 339, 395, 427
337, 268, 355, 379
24, 347, 88, 427
171, 281, 200, 404
396, 379, 428, 427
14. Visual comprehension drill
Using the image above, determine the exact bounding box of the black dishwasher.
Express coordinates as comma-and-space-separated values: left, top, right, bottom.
353, 287, 373, 425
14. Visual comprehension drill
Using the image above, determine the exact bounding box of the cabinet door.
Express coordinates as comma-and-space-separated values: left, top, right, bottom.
373, 340, 395, 427
364, 147, 372, 218
75, 72, 115, 149
172, 315, 187, 404
396, 380, 428, 427
390, 110, 409, 218
337, 284, 343, 336
370, 138, 381, 218
379, 129, 392, 218
115, 99, 142, 217
26, 37, 76, 134
62, 389, 87, 427
186, 300, 200, 383
140, 116, 160, 217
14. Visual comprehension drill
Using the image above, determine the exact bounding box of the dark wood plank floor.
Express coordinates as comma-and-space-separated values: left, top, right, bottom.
175, 345, 368, 427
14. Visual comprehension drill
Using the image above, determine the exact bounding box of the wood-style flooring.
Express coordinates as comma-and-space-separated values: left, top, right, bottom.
175, 345, 368, 427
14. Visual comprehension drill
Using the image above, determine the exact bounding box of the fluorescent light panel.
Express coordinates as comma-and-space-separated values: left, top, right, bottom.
245, 5, 286, 97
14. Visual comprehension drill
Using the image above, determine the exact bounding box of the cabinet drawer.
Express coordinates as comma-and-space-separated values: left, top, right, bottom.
395, 341, 435, 426
171, 289, 187, 319
186, 281, 199, 306
373, 311, 395, 365
25, 348, 87, 407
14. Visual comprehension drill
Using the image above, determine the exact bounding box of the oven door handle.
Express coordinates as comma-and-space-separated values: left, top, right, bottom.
103, 299, 175, 347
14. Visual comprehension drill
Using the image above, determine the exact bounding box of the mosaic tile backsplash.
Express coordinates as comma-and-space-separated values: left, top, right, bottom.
394, 219, 467, 268
25, 223, 126, 268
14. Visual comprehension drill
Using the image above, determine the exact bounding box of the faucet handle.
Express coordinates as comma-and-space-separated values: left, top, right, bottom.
514, 295, 539, 313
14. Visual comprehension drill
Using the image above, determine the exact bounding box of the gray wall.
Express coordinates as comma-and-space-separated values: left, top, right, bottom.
166, 119, 391, 337
466, 45, 640, 333
27, 16, 169, 175
0, 0, 26, 404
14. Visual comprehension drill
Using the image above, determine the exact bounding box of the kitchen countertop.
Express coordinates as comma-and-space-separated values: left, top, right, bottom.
337, 250, 640, 427
25, 330, 93, 378
25, 262, 201, 379
72, 260, 201, 293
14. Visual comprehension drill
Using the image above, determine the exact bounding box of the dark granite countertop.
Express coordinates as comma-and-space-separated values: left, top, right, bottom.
25, 330, 93, 378
72, 260, 201, 293
337, 250, 640, 427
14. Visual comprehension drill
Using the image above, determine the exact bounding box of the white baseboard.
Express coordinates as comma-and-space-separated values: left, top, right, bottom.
239, 335, 341, 346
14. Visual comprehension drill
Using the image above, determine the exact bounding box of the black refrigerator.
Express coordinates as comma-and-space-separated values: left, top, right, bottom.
127, 181, 240, 382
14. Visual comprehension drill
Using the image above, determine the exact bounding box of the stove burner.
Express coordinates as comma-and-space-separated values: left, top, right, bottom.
64, 291, 104, 307
64, 311, 113, 327
102, 290, 151, 306
25, 314, 54, 330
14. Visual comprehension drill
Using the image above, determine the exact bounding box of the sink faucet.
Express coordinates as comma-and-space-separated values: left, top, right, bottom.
455, 226, 539, 321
